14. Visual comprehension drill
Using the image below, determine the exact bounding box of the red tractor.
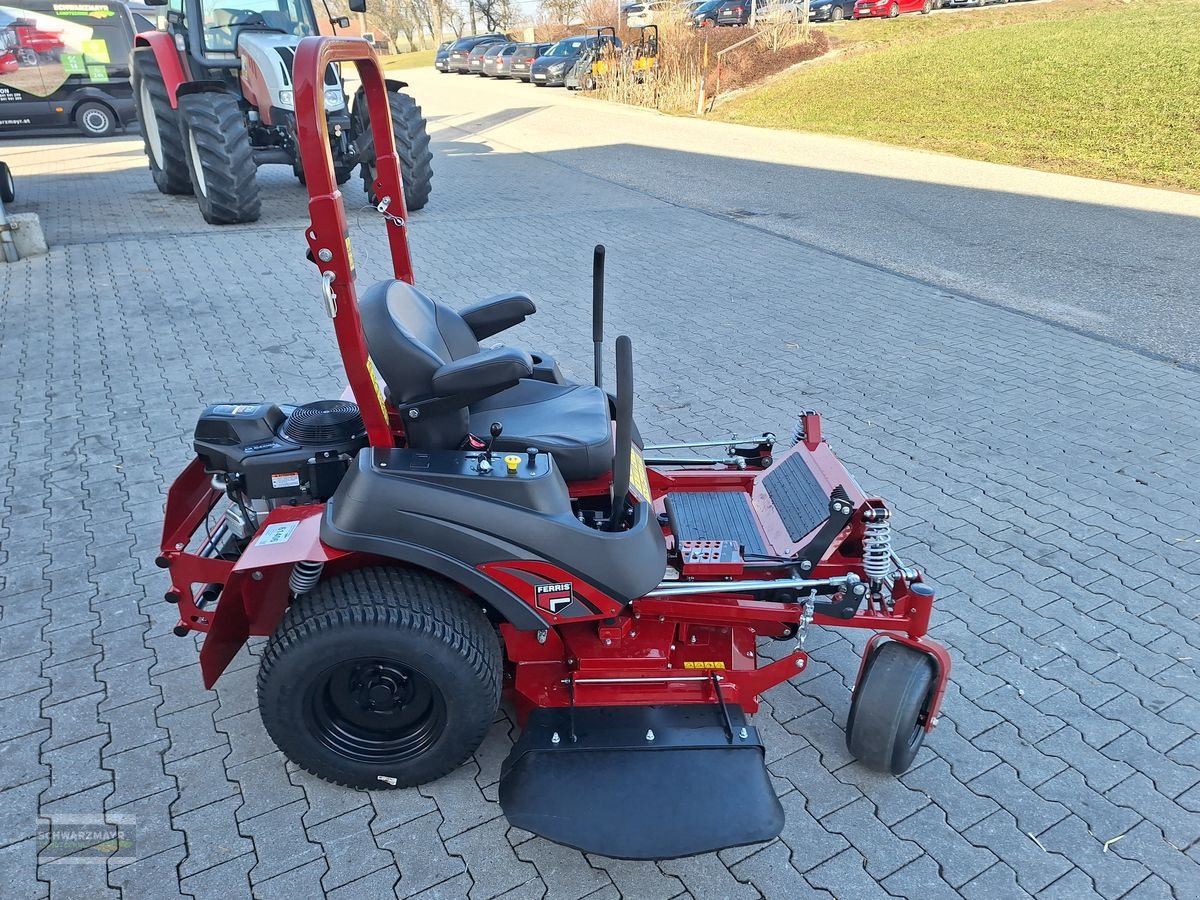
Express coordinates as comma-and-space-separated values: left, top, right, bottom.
130, 0, 432, 225
157, 37, 952, 859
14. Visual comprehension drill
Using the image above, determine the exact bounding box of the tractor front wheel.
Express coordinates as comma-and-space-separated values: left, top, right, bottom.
131, 48, 192, 195
258, 567, 502, 789
845, 641, 936, 774
356, 90, 434, 211
177, 91, 261, 225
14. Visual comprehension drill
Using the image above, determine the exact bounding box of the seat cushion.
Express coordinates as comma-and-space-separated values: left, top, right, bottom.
471, 380, 613, 481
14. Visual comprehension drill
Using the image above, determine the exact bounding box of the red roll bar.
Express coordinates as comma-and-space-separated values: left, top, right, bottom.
293, 36, 414, 448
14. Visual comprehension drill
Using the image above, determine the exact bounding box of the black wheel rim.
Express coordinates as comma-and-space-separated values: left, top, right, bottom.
307, 657, 447, 764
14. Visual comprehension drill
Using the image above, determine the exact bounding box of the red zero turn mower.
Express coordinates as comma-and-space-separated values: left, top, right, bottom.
158, 37, 952, 860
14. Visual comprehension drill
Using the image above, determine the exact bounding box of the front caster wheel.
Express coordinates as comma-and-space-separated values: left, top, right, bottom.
258, 567, 502, 788
845, 641, 936, 774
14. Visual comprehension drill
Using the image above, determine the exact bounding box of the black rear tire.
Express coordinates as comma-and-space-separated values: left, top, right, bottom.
258, 567, 501, 788
356, 90, 434, 211
0, 161, 14, 204
845, 641, 936, 774
177, 91, 260, 225
131, 48, 192, 195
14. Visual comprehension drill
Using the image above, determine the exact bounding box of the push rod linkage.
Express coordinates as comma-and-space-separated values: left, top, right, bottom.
645, 573, 862, 598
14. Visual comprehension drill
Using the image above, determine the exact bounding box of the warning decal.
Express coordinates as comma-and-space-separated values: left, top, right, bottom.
629, 446, 651, 502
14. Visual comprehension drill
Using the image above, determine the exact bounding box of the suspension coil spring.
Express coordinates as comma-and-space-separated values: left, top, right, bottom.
289, 560, 324, 596
862, 512, 893, 584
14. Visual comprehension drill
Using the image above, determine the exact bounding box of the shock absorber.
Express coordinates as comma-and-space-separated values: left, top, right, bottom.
861, 508, 893, 602
289, 560, 324, 596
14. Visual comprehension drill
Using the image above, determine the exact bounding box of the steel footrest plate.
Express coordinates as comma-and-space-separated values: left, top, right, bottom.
665, 491, 769, 557
762, 453, 829, 542
499, 705, 784, 860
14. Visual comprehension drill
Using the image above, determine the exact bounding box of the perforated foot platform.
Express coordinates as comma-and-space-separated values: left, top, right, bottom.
499, 705, 784, 860
665, 491, 768, 556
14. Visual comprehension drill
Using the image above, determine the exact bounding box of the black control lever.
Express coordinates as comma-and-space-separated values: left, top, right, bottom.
592, 244, 605, 389
477, 422, 503, 473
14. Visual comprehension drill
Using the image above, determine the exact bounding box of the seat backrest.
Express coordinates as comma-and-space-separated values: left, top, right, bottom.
359, 280, 482, 448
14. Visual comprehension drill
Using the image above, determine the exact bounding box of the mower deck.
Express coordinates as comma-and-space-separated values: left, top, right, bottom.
500, 704, 782, 860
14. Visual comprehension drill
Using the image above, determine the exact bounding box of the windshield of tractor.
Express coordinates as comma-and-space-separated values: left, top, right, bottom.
200, 0, 315, 51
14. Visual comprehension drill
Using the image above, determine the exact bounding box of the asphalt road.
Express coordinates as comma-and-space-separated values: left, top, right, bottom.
403, 66, 1200, 368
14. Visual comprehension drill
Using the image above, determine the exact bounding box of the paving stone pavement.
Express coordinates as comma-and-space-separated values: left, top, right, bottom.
1, 95, 1199, 899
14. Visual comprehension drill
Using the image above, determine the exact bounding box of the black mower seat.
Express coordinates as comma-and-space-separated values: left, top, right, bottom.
471, 380, 613, 481
359, 280, 614, 481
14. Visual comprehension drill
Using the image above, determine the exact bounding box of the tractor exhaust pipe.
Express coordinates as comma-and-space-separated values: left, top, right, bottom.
592, 244, 605, 389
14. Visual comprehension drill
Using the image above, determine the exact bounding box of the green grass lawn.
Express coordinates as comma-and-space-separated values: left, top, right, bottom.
717, 0, 1200, 191
377, 49, 437, 70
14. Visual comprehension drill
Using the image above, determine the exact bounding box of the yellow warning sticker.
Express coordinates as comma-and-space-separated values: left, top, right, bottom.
683, 661, 726, 670
365, 356, 388, 421
629, 446, 651, 502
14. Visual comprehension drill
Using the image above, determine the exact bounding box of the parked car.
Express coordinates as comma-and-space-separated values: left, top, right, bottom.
715, 0, 753, 25
433, 40, 452, 72
530, 35, 620, 87
478, 42, 509, 76
854, 0, 932, 15
509, 42, 551, 81
943, 0, 1000, 6
688, 0, 723, 25
808, 0, 857, 19
467, 42, 494, 74
625, 0, 674, 26
447, 34, 507, 73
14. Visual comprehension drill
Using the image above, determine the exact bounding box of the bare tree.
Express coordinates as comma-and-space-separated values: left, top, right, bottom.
369, 0, 422, 50
540, 0, 581, 25
470, 0, 512, 31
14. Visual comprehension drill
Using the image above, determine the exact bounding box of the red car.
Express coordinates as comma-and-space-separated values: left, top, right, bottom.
853, 0, 932, 16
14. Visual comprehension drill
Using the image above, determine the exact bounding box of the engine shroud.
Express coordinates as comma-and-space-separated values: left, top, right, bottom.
194, 400, 366, 503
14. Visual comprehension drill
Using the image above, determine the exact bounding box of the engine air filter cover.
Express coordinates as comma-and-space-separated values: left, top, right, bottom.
283, 400, 365, 444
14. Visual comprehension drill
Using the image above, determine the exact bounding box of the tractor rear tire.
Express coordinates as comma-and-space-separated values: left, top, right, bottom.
845, 641, 936, 774
258, 567, 502, 789
0, 161, 14, 204
177, 91, 261, 225
356, 90, 434, 211
131, 48, 192, 196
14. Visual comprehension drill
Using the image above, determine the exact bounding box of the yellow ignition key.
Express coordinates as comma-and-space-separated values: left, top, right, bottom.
504, 454, 521, 474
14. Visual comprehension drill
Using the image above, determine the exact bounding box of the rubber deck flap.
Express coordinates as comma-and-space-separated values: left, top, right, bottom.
761, 453, 830, 543
499, 705, 784, 860
665, 491, 769, 557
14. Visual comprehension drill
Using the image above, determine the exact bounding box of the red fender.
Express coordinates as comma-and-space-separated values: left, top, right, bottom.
134, 31, 188, 108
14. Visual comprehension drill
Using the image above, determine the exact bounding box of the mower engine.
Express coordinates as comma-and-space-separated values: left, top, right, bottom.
193, 400, 366, 536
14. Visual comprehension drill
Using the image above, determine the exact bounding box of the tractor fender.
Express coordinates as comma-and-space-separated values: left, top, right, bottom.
133, 31, 187, 108
350, 79, 410, 116
175, 80, 230, 100
321, 501, 549, 632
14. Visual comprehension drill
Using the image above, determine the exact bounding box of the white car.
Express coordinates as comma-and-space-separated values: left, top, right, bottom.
626, 0, 679, 26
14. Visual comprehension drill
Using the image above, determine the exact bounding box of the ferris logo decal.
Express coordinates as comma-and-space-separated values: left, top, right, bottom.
534, 581, 573, 614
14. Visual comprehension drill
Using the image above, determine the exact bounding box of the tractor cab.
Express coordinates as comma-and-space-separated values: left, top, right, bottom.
157, 36, 953, 862
633, 23, 658, 76
565, 25, 620, 90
